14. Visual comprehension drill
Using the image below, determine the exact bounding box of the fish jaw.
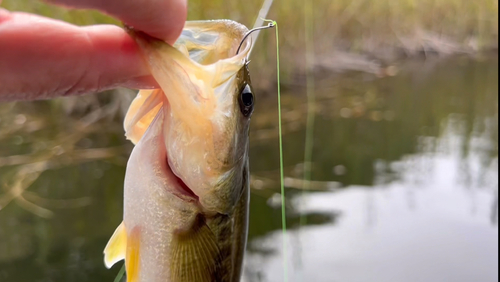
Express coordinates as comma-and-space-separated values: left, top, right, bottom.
125, 108, 200, 205
122, 107, 250, 281
128, 21, 253, 215
116, 20, 255, 281
123, 108, 202, 281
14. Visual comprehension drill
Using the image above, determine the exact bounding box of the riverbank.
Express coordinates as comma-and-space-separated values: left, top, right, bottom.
245, 0, 498, 91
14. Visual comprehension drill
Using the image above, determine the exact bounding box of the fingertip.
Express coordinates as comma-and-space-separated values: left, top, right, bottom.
79, 24, 159, 89
113, 0, 187, 44
41, 1, 188, 44
0, 13, 157, 100
88, 0, 187, 44
162, 0, 188, 45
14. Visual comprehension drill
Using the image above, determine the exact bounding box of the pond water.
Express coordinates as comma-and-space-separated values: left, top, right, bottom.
0, 56, 498, 282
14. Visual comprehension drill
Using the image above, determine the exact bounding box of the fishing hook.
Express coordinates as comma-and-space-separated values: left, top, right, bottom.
236, 22, 276, 55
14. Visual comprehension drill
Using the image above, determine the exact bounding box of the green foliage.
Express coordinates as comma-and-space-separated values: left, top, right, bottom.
2, 0, 119, 25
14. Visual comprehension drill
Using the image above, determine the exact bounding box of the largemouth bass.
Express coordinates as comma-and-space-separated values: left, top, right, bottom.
103, 20, 254, 282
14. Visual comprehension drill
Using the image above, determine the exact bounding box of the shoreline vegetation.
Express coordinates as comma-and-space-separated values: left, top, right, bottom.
188, 0, 498, 90
2, 0, 498, 92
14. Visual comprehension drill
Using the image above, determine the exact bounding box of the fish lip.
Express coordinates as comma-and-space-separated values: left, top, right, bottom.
164, 156, 220, 217
164, 156, 200, 203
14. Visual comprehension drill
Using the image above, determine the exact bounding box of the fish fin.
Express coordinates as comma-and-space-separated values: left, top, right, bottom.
171, 215, 223, 282
124, 89, 163, 144
103, 222, 127, 269
126, 226, 141, 282
129, 30, 209, 124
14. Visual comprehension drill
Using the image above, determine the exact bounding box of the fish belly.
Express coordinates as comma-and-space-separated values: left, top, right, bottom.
123, 110, 198, 282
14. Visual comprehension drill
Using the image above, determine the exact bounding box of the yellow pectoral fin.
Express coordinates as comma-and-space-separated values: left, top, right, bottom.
126, 226, 141, 282
124, 89, 163, 144
171, 215, 223, 282
104, 222, 127, 269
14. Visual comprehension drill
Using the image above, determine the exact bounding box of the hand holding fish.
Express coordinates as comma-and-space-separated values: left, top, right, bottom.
2, 0, 257, 279
0, 0, 187, 101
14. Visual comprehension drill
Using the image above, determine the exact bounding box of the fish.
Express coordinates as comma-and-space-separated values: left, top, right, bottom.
103, 20, 255, 282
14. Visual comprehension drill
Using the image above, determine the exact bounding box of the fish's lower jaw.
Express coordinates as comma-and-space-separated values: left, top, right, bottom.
163, 155, 201, 203
173, 173, 199, 201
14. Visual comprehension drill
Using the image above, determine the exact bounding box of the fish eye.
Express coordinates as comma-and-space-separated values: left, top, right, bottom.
239, 84, 254, 117
241, 86, 253, 107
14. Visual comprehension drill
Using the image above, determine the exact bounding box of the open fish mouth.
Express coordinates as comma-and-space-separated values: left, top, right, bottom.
122, 21, 253, 215
134, 105, 203, 207
165, 155, 200, 203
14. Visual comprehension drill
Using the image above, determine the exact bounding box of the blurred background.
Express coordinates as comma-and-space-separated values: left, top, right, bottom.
0, 0, 498, 281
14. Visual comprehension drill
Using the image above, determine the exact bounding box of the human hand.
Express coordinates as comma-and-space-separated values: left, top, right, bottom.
0, 0, 187, 101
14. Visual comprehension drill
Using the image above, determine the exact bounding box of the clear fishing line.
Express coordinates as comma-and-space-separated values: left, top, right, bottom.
262, 18, 288, 282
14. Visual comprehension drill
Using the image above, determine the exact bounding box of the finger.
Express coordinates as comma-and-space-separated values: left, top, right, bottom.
0, 10, 159, 101
46, 0, 187, 44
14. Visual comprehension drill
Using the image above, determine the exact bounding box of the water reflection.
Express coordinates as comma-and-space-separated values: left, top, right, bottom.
244, 57, 498, 281
244, 149, 498, 282
0, 57, 497, 282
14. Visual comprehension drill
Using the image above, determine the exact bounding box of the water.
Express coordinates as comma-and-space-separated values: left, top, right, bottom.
0, 56, 497, 282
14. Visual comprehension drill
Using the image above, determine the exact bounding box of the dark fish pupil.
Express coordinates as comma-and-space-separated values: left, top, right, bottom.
242, 91, 253, 106
239, 84, 254, 117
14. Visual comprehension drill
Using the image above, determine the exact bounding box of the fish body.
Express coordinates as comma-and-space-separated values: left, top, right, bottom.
104, 20, 254, 282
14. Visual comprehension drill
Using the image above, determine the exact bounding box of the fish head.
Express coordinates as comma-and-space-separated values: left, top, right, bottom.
126, 20, 253, 215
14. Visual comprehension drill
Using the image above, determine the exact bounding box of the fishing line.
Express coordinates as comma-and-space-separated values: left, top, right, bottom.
261, 18, 288, 282
113, 264, 126, 282
239, 17, 288, 281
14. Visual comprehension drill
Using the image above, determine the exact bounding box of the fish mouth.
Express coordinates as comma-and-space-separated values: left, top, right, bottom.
164, 155, 200, 203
